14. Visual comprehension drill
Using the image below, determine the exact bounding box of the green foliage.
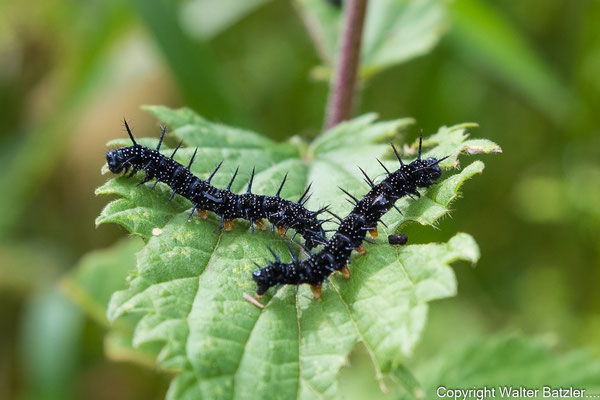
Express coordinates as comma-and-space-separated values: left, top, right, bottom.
0, 1, 134, 237
296, 0, 449, 77
86, 107, 500, 398
513, 163, 600, 226
131, 0, 243, 122
448, 0, 571, 123
20, 287, 84, 400
62, 238, 143, 326
0, 241, 64, 293
179, 0, 271, 39
4, 0, 600, 398
62, 237, 164, 369
402, 333, 600, 399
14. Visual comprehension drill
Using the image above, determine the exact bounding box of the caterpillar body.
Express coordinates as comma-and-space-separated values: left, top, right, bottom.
105, 120, 328, 249
252, 138, 445, 298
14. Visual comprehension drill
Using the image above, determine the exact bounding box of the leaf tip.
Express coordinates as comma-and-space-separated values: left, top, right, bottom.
140, 104, 161, 114
448, 232, 480, 264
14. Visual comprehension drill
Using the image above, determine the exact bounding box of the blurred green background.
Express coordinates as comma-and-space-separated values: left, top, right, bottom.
1, 0, 599, 399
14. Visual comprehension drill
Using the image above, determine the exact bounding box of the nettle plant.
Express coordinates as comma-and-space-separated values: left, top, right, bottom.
86, 0, 500, 399
61, 1, 600, 398
96, 107, 497, 399
63, 1, 573, 399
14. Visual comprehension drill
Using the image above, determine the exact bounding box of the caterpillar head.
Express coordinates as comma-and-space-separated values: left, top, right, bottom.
106, 148, 129, 173
253, 250, 298, 296
107, 119, 140, 174
412, 157, 442, 188
253, 267, 274, 296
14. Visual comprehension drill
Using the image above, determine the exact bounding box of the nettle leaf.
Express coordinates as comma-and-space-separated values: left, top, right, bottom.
62, 238, 143, 326
94, 107, 500, 399
96, 177, 191, 238
309, 121, 500, 234
401, 333, 600, 399
62, 238, 162, 368
296, 0, 449, 76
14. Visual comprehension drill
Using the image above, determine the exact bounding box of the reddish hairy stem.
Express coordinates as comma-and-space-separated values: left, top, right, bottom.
325, 0, 368, 129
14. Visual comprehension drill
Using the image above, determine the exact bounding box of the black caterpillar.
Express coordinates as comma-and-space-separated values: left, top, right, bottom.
253, 138, 446, 298
105, 120, 328, 249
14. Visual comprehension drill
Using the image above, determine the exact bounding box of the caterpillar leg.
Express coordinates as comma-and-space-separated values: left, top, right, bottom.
310, 284, 322, 300
254, 219, 267, 231
198, 210, 208, 220
356, 244, 367, 255
339, 266, 350, 279
300, 246, 311, 257
277, 225, 286, 237
223, 219, 235, 232
137, 174, 154, 186
368, 228, 378, 238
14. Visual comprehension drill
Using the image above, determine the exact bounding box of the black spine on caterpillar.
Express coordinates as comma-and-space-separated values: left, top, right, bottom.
253, 137, 446, 297
105, 120, 328, 249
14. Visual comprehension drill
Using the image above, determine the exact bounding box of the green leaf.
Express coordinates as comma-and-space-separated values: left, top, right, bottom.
20, 286, 84, 400
104, 330, 163, 370
143, 105, 283, 150
448, 0, 572, 123
179, 0, 271, 40
94, 107, 499, 398
309, 122, 500, 234
131, 0, 244, 122
296, 0, 449, 76
61, 237, 163, 366
401, 333, 600, 399
96, 176, 191, 238
62, 237, 144, 326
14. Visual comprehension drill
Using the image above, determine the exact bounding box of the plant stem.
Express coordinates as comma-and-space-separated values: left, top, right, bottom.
325, 0, 368, 129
